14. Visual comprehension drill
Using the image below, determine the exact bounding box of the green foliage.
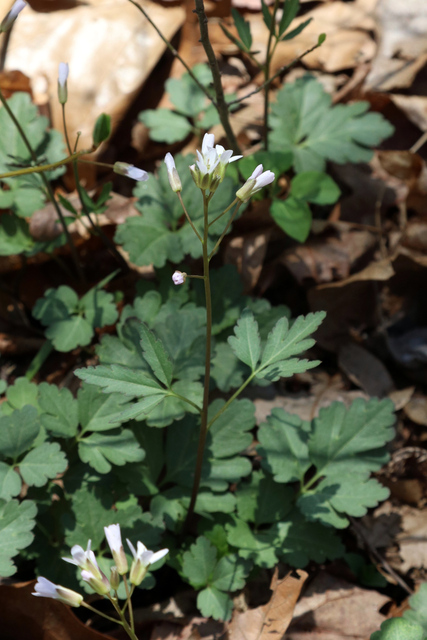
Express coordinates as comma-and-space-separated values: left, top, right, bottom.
33, 279, 118, 352
139, 65, 234, 144
115, 154, 239, 266
182, 536, 249, 620
371, 619, 425, 640
269, 75, 394, 173
92, 113, 111, 146
0, 499, 37, 576
403, 584, 427, 635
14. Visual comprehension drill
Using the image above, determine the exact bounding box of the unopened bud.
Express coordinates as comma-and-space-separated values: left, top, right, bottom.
164, 153, 182, 192
0, 0, 26, 33
172, 271, 186, 285
57, 62, 69, 105
110, 567, 120, 591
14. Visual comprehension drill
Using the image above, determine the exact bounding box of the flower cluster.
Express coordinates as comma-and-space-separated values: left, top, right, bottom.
32, 524, 168, 606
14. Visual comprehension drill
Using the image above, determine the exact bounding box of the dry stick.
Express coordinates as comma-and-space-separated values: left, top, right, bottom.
227, 39, 323, 107
0, 87, 85, 282
349, 516, 413, 596
193, 0, 241, 153
410, 130, 427, 154
127, 0, 213, 106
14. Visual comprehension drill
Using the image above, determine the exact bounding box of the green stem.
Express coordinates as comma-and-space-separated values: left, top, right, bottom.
263, 0, 280, 150
178, 192, 203, 243
168, 391, 202, 414
193, 0, 241, 153
81, 601, 123, 626
185, 193, 213, 525
208, 202, 241, 260
0, 147, 94, 179
0, 86, 85, 281
25, 340, 54, 381
123, 576, 135, 633
207, 371, 256, 430
109, 595, 139, 640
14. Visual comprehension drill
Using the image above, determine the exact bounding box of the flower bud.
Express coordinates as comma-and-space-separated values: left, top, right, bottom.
114, 162, 148, 182
236, 164, 275, 202
172, 271, 186, 285
32, 577, 83, 607
81, 569, 111, 596
0, 0, 26, 33
110, 566, 120, 591
164, 153, 182, 192
57, 62, 69, 105
104, 524, 128, 575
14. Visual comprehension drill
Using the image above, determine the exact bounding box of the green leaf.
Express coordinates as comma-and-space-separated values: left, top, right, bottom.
1, 377, 40, 414
182, 536, 218, 588
212, 553, 248, 591
0, 92, 65, 218
403, 583, 427, 634
0, 499, 37, 576
45, 315, 94, 351
77, 383, 134, 432
139, 109, 192, 144
238, 151, 293, 182
261, 311, 324, 368
195, 491, 236, 515
0, 462, 21, 500
257, 409, 310, 483
74, 364, 164, 397
0, 214, 34, 255
236, 470, 294, 525
78, 429, 145, 474
231, 8, 252, 50
80, 288, 118, 328
226, 517, 279, 568
280, 18, 312, 42
0, 406, 40, 461
308, 398, 395, 479
228, 309, 261, 371
277, 509, 345, 566
144, 380, 203, 427
211, 342, 246, 392
33, 286, 78, 324
260, 0, 272, 29
371, 619, 425, 640
19, 442, 67, 487
166, 65, 211, 117
208, 399, 255, 457
39, 383, 79, 437
278, 0, 299, 37
138, 323, 173, 387
290, 171, 340, 205
269, 76, 395, 173
92, 113, 111, 146
270, 197, 312, 242
197, 587, 233, 621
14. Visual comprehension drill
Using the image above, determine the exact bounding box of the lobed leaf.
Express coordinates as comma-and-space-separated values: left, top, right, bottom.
0, 499, 37, 577
227, 309, 261, 371
19, 442, 67, 487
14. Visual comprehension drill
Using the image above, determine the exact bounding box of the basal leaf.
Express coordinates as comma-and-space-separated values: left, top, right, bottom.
208, 399, 255, 457
74, 364, 164, 397
228, 309, 261, 371
0, 406, 40, 461
78, 429, 145, 474
225, 517, 279, 568
308, 398, 395, 479
77, 383, 135, 433
33, 286, 78, 325
211, 343, 246, 392
19, 442, 67, 487
371, 619, 424, 640
0, 499, 37, 577
290, 171, 340, 205
403, 583, 427, 635
138, 323, 173, 387
212, 553, 249, 592
0, 462, 21, 500
80, 288, 118, 328
257, 409, 310, 483
39, 383, 79, 437
45, 315, 94, 352
182, 536, 217, 588
166, 65, 211, 117
269, 75, 394, 173
236, 470, 294, 525
2, 377, 40, 414
197, 587, 233, 621
270, 197, 312, 243
138, 109, 192, 143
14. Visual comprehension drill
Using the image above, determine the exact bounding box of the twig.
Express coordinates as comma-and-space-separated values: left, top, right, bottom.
349, 516, 413, 596
193, 0, 241, 153
410, 130, 427, 154
263, 0, 280, 150
227, 39, 323, 107
127, 0, 214, 106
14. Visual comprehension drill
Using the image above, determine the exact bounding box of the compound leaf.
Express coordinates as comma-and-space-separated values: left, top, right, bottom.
74, 364, 164, 397
208, 399, 255, 458
138, 109, 192, 144
78, 429, 145, 474
0, 406, 40, 461
19, 442, 67, 487
371, 619, 424, 640
182, 536, 218, 588
77, 383, 135, 433
39, 383, 79, 437
0, 462, 21, 500
197, 587, 233, 621
0, 499, 37, 576
403, 583, 427, 634
138, 323, 173, 387
228, 309, 261, 371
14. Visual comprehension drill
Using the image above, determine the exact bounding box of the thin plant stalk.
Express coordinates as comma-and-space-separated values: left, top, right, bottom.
185, 192, 213, 524
193, 0, 241, 153
263, 0, 280, 150
0, 87, 84, 281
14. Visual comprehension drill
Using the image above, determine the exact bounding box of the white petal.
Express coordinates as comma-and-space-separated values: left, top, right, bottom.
150, 548, 169, 565
164, 152, 176, 171
229, 155, 243, 163
202, 133, 215, 155
255, 170, 275, 189
58, 62, 69, 87
126, 538, 137, 559
249, 164, 264, 180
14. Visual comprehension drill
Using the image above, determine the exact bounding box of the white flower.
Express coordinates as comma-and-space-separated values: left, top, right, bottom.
114, 162, 149, 182
63, 540, 105, 582
32, 577, 83, 607
126, 539, 168, 586
190, 133, 242, 192
164, 153, 182, 192
57, 62, 69, 105
172, 270, 186, 285
104, 524, 128, 575
236, 164, 275, 202
0, 0, 26, 33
